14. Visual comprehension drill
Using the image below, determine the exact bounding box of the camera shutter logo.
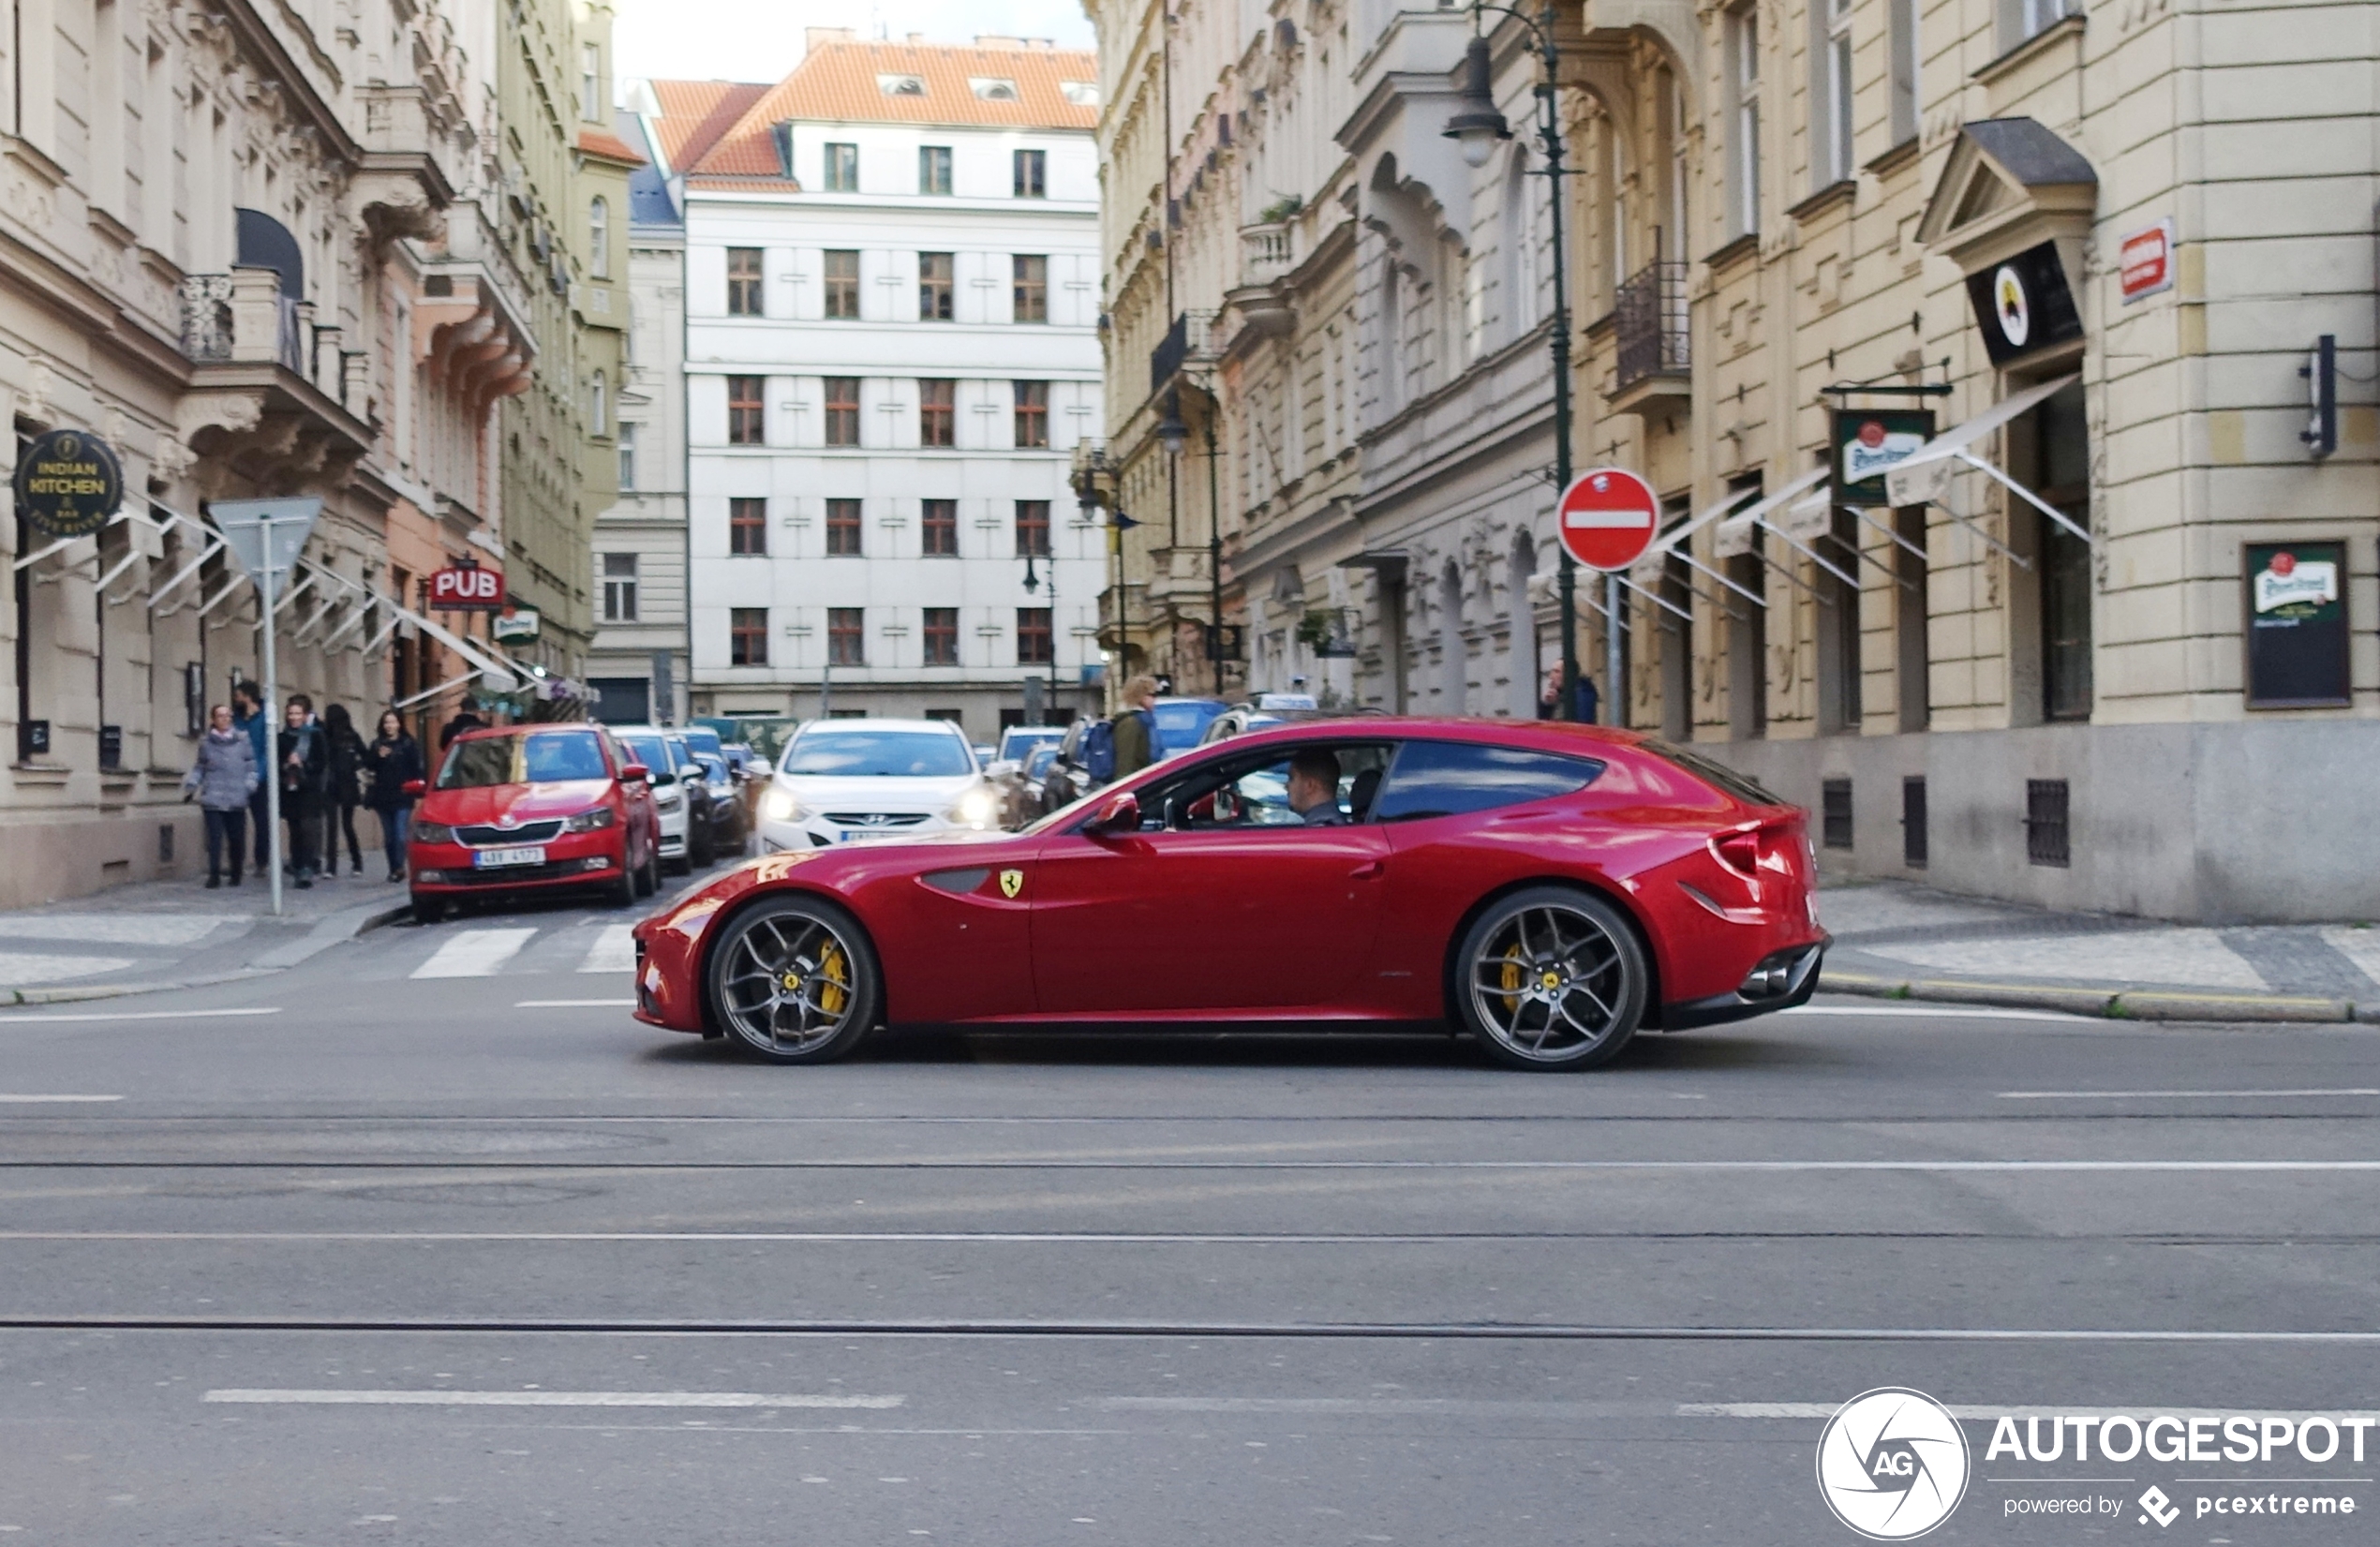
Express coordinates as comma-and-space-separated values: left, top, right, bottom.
1815, 1388, 1971, 1540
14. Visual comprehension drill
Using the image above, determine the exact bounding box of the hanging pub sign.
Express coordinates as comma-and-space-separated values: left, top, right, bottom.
2243, 541, 2349, 708
1831, 409, 1935, 508
1965, 241, 2084, 366
428, 562, 506, 610
491, 605, 541, 641
11, 428, 124, 538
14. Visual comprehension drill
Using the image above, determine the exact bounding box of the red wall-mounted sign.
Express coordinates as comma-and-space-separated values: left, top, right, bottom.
429, 564, 506, 610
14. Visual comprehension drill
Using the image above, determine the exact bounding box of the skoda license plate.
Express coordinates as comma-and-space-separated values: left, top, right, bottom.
473, 845, 546, 869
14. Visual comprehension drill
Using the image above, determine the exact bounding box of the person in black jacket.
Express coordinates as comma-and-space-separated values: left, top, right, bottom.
320, 703, 370, 877
365, 708, 425, 883
277, 695, 331, 887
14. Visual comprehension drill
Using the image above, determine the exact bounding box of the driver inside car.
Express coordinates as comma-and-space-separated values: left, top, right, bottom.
1286, 748, 1348, 826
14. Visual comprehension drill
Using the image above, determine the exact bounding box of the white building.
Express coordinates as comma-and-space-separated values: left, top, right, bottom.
677, 31, 1106, 741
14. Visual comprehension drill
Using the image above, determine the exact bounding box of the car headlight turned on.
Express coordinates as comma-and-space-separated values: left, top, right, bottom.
412, 819, 454, 843
565, 805, 617, 832
945, 784, 1002, 829
761, 786, 808, 824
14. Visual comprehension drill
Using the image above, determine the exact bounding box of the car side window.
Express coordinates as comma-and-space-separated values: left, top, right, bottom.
1370, 742, 1604, 823
1141, 743, 1393, 830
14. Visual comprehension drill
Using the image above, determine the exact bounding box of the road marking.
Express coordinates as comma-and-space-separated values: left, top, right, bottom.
514, 999, 636, 1008
202, 1390, 903, 1408
1682, 1403, 2380, 1423
410, 929, 537, 979
2000, 1089, 2380, 1100
1786, 1004, 2091, 1022
579, 925, 636, 974
0, 1094, 121, 1104
13, 1159, 2380, 1173
0, 1007, 281, 1024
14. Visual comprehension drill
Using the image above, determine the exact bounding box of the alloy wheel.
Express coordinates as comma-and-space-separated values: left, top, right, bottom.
1463, 895, 1641, 1067
715, 908, 867, 1058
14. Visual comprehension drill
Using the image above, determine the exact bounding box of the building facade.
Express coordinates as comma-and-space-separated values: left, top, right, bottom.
677, 32, 1108, 742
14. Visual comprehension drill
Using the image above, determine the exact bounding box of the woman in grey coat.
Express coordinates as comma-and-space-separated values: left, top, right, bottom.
184, 704, 259, 888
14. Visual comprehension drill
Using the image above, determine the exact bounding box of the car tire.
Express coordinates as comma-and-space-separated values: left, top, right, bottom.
411, 893, 445, 925
691, 820, 715, 869
1451, 885, 1648, 1072
632, 842, 658, 898
664, 840, 690, 877
705, 895, 882, 1064
603, 856, 636, 909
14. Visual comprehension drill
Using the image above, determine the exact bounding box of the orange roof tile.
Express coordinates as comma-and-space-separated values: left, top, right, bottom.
576, 126, 648, 166
690, 38, 1096, 180
648, 80, 773, 175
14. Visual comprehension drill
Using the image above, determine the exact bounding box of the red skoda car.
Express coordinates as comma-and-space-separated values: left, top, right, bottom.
632, 720, 1825, 1071
408, 724, 661, 922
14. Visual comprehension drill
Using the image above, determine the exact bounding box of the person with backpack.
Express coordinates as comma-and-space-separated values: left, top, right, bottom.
1109, 675, 1158, 780
320, 703, 370, 877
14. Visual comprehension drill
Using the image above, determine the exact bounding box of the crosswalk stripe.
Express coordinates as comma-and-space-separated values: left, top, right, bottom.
411, 928, 538, 979
579, 924, 637, 974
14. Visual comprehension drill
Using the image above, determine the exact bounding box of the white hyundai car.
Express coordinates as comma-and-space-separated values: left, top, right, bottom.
756, 718, 1003, 851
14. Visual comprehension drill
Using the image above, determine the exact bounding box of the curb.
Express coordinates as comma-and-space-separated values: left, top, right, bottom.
0, 902, 413, 1008
1820, 969, 2358, 1025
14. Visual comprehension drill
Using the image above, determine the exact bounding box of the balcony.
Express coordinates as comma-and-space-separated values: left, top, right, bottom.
1148, 310, 1219, 395
1241, 221, 1294, 286
174, 267, 373, 486
1609, 260, 1690, 415
1223, 223, 1298, 350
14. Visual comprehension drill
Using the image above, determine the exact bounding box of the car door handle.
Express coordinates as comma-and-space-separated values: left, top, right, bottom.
1348, 859, 1384, 880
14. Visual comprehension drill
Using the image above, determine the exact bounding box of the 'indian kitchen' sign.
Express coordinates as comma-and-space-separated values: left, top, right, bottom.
12, 429, 124, 538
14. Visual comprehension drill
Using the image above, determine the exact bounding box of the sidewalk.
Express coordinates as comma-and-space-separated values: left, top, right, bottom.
1817, 879, 2380, 1023
0, 870, 412, 1005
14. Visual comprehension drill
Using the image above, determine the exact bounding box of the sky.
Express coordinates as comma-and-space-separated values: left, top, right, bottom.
612, 0, 1096, 86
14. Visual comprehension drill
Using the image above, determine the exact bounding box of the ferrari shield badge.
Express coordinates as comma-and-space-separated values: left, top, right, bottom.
998, 869, 1024, 900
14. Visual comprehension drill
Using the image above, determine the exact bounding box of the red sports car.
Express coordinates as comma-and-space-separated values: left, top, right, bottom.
630, 719, 1825, 1071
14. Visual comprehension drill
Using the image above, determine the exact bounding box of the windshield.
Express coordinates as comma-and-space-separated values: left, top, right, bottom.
1152, 700, 1227, 753
680, 727, 724, 759
437, 731, 608, 788
615, 734, 669, 774
781, 729, 974, 779
999, 727, 1064, 761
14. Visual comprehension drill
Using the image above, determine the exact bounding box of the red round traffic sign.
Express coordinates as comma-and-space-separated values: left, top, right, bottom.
1556, 467, 1659, 572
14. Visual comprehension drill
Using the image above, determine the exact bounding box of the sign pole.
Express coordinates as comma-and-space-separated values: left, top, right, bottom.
259, 516, 282, 919
1605, 573, 1622, 726
209, 498, 321, 919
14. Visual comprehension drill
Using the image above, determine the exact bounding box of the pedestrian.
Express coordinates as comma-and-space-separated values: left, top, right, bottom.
182, 704, 258, 888
439, 705, 486, 751
1110, 674, 1158, 780
364, 707, 424, 883
231, 681, 272, 873
1539, 660, 1599, 725
277, 693, 329, 888
320, 703, 369, 877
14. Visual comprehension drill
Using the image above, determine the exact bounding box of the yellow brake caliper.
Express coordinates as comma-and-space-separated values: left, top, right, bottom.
1499, 944, 1525, 1014
816, 945, 850, 1016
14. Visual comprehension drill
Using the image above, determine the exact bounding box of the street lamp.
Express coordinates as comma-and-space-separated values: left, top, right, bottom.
1155, 388, 1189, 461
1444, 3, 1588, 721
1022, 549, 1059, 724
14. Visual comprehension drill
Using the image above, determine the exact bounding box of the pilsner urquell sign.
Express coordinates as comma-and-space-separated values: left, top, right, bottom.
12, 429, 124, 538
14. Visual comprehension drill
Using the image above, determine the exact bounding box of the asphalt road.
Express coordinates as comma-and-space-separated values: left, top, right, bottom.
0, 877, 2373, 1544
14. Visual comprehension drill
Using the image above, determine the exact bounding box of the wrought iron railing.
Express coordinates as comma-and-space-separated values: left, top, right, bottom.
179, 275, 235, 362
1614, 260, 1689, 390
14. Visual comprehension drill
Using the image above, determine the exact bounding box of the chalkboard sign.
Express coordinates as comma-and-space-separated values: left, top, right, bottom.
2243, 541, 2349, 708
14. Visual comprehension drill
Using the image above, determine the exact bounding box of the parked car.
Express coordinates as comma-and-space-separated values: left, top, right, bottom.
985, 726, 1068, 828
1032, 719, 1097, 821
609, 726, 698, 872
633, 719, 1825, 1071
754, 718, 1003, 851
1197, 692, 1342, 746
687, 749, 750, 857
1009, 741, 1062, 827
407, 724, 660, 922
1148, 696, 1228, 758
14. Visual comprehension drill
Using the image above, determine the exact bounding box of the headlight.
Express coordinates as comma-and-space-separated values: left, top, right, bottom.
945, 785, 1002, 829
411, 820, 454, 844
565, 805, 617, 832
762, 786, 808, 824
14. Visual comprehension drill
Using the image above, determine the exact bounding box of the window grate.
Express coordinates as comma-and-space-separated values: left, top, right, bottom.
1820, 778, 1852, 850
2025, 779, 2070, 868
1901, 777, 1926, 869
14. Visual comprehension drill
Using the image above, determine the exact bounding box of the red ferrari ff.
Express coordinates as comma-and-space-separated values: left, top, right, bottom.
631, 720, 1824, 1071
408, 724, 662, 922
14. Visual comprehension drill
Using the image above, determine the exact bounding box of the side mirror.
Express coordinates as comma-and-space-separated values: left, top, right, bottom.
401, 779, 426, 798
621, 762, 649, 783
1088, 791, 1140, 836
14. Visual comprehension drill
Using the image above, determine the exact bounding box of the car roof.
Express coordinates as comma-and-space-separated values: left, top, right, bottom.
1168, 716, 1653, 757
453, 722, 600, 741
795, 718, 969, 736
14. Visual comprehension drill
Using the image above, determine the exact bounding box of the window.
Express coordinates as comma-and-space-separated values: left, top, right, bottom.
1373, 742, 1603, 823
1888, 0, 1921, 145
974, 77, 1019, 101
588, 371, 607, 437
918, 379, 955, 447
879, 72, 925, 97
1012, 254, 1048, 320
919, 252, 954, 320
589, 198, 609, 278
919, 144, 952, 194
1014, 498, 1050, 558
1902, 776, 1927, 869
827, 607, 865, 665
1013, 148, 1046, 198
2032, 380, 2092, 721
822, 249, 859, 318
2026, 778, 2070, 867
617, 421, 637, 489
580, 43, 602, 122
602, 553, 638, 621
730, 607, 769, 666
1820, 0, 1853, 186
1013, 381, 1049, 447
1139, 743, 1394, 829
729, 498, 767, 556
921, 498, 959, 557
824, 141, 858, 191
823, 377, 860, 446
1017, 607, 1053, 664
826, 498, 862, 556
1727, 7, 1762, 239
2015, 0, 2073, 44
726, 247, 763, 315
727, 375, 765, 444
922, 607, 959, 664
1822, 778, 1853, 849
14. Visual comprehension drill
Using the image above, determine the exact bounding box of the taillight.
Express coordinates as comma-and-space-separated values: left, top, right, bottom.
1712, 827, 1763, 878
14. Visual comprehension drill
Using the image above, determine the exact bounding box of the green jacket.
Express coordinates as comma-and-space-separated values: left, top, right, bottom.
1111, 707, 1153, 779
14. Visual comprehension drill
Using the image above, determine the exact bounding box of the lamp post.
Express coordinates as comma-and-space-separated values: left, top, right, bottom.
1071, 441, 1137, 711
1444, 6, 1591, 721
1021, 545, 1060, 723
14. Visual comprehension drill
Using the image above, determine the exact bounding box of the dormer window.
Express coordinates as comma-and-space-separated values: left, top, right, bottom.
877, 73, 926, 97
970, 77, 1019, 101
1059, 81, 1098, 107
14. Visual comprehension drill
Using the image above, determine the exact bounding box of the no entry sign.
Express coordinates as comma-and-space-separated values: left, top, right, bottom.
1556, 468, 1659, 572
